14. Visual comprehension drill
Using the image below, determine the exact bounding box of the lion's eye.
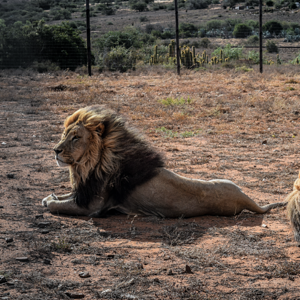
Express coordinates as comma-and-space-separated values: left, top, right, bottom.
72, 136, 79, 142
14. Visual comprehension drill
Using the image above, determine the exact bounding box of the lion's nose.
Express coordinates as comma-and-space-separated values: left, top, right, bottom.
54, 149, 62, 155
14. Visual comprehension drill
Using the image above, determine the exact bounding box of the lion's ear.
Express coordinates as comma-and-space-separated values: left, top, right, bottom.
96, 123, 105, 136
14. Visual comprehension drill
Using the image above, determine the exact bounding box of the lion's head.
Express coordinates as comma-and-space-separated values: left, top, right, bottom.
53, 106, 127, 187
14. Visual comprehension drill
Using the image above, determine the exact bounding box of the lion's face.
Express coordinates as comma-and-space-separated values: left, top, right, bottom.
53, 123, 92, 167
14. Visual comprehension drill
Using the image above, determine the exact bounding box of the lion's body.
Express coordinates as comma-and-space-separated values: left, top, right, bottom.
285, 172, 300, 242
42, 105, 286, 218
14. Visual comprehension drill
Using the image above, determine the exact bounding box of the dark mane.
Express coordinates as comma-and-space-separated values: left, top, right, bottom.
73, 109, 164, 209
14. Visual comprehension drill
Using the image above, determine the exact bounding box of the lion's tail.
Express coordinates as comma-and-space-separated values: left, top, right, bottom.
286, 171, 300, 242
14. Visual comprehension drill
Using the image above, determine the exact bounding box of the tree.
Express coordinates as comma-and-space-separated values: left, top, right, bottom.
0, 20, 87, 70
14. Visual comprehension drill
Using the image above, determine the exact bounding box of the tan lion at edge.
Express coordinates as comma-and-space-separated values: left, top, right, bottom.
285, 171, 300, 242
42, 105, 286, 218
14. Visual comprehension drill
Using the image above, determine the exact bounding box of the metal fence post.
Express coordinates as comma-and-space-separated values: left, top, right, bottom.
174, 0, 180, 76
86, 0, 92, 76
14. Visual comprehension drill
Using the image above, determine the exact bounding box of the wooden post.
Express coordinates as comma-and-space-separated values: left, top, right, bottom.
86, 0, 92, 76
259, 0, 263, 73
174, 0, 180, 76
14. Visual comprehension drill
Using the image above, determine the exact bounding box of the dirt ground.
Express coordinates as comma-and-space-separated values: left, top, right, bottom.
1, 65, 300, 299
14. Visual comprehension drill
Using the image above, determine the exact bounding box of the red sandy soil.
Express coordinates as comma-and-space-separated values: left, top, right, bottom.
1, 66, 300, 299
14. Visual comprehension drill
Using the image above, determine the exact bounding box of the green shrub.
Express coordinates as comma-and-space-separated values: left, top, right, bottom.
94, 27, 149, 52
212, 44, 243, 60
0, 20, 87, 70
186, 0, 211, 9
151, 29, 161, 38
246, 35, 259, 45
245, 20, 259, 30
152, 4, 167, 10
223, 18, 242, 31
247, 50, 259, 63
99, 46, 140, 72
206, 20, 223, 31
140, 16, 149, 22
101, 7, 116, 15
233, 23, 252, 38
199, 37, 211, 48
263, 20, 283, 35
130, 1, 148, 11
266, 40, 278, 53
179, 23, 198, 37
161, 31, 174, 39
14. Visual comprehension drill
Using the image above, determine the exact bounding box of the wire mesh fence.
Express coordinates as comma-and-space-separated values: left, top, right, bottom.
0, 4, 300, 71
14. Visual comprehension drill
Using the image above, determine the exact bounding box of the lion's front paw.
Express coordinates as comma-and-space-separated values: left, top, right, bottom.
42, 193, 58, 207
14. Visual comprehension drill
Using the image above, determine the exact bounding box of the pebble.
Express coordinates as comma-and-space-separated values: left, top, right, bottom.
40, 229, 50, 234
15, 257, 29, 262
44, 259, 51, 265
0, 206, 3, 209
64, 292, 85, 299
262, 224, 268, 228
6, 174, 15, 179
107, 254, 115, 259
5, 237, 13, 243
79, 272, 91, 278
100, 289, 112, 296
0, 275, 7, 283
35, 214, 43, 219
167, 269, 173, 275
184, 265, 193, 274
37, 222, 51, 228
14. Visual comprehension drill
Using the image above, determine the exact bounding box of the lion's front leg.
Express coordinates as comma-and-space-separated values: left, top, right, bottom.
42, 193, 105, 216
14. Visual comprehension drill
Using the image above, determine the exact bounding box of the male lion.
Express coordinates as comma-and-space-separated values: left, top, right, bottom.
42, 105, 286, 218
285, 171, 300, 242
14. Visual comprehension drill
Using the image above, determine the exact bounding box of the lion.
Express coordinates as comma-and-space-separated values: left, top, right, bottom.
42, 105, 286, 218
285, 171, 300, 242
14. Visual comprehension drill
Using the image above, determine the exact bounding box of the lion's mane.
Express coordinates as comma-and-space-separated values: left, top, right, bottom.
65, 106, 165, 211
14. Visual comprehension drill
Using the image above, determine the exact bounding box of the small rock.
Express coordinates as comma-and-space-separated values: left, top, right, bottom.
262, 140, 267, 145
136, 263, 143, 269
40, 229, 50, 234
79, 272, 91, 278
163, 256, 170, 260
43, 259, 51, 265
37, 222, 51, 228
167, 269, 173, 275
153, 278, 160, 283
0, 275, 7, 283
64, 292, 85, 299
35, 214, 43, 219
262, 224, 268, 228
0, 206, 4, 209
184, 265, 193, 274
5, 237, 13, 243
100, 289, 112, 296
16, 257, 29, 262
6, 174, 14, 179
107, 254, 115, 259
